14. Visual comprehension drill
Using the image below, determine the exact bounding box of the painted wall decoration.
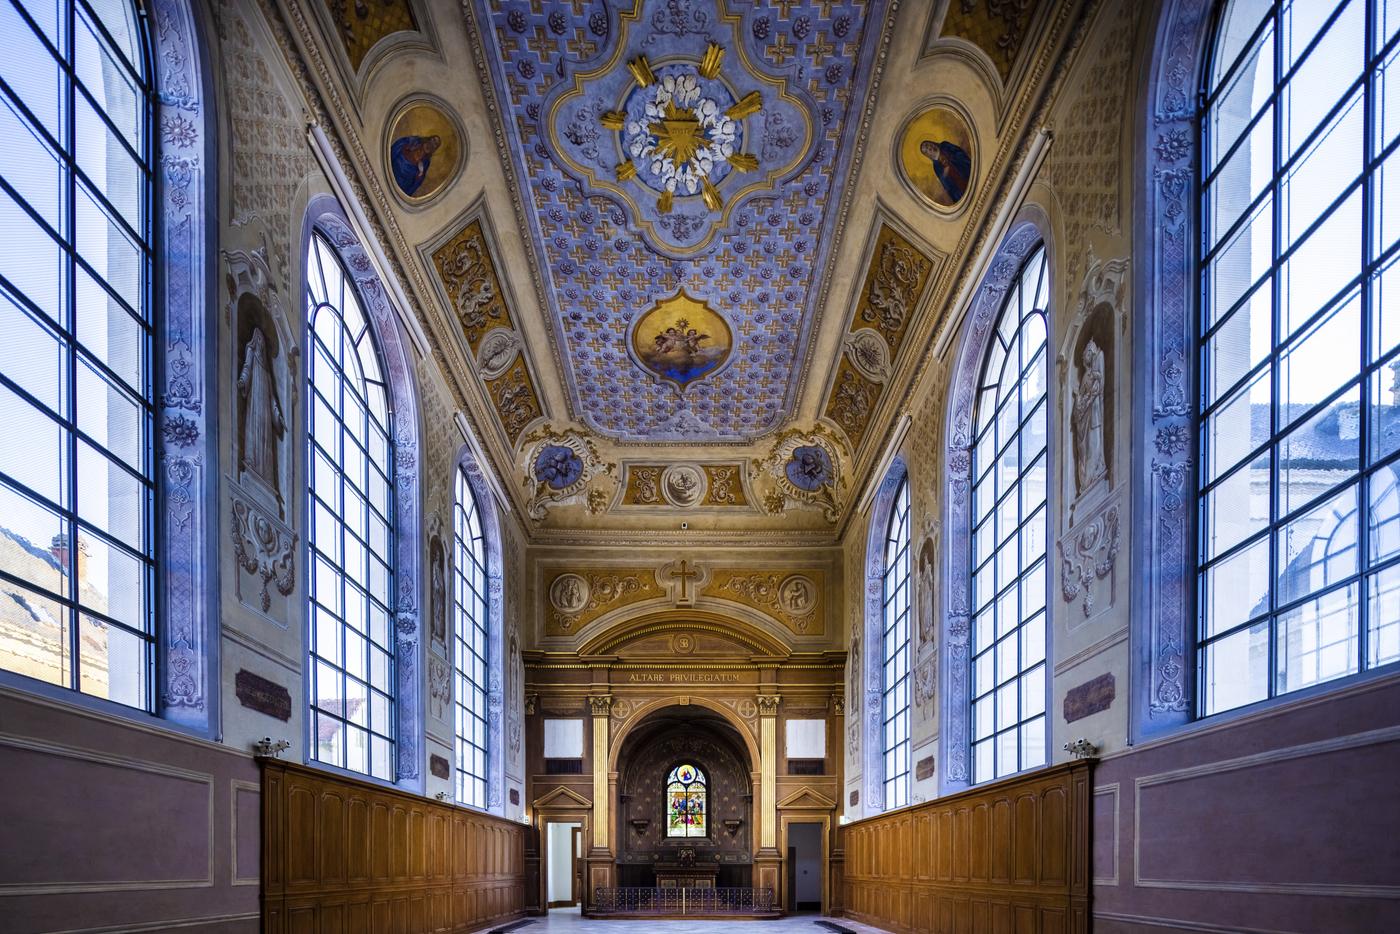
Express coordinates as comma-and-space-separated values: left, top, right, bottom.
897, 104, 976, 211
427, 214, 544, 445
631, 291, 733, 391
822, 222, 939, 452
931, 0, 1045, 82
466, 0, 891, 442
619, 462, 751, 507
754, 427, 848, 521
385, 98, 464, 204
544, 568, 663, 636
520, 427, 615, 519
324, 0, 417, 70
709, 569, 826, 636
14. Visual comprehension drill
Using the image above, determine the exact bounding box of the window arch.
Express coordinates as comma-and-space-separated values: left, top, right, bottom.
1142, 0, 1400, 733
0, 0, 213, 728
453, 462, 489, 808
967, 244, 1049, 783
305, 229, 398, 781
881, 476, 912, 809
665, 762, 707, 837
943, 217, 1050, 791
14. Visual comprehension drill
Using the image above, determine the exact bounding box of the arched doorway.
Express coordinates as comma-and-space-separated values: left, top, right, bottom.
613, 705, 756, 890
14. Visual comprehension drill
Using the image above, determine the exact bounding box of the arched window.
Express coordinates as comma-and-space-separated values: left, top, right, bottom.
881, 477, 912, 809
453, 463, 489, 808
665, 763, 707, 837
0, 0, 159, 710
305, 230, 397, 781
1195, 0, 1399, 715
968, 244, 1049, 784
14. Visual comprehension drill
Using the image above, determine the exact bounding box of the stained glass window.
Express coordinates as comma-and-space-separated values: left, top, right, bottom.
0, 0, 156, 709
1197, 0, 1400, 715
969, 244, 1049, 784
665, 762, 707, 837
306, 230, 397, 781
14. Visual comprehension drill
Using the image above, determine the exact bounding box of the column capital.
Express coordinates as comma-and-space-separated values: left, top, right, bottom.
756, 694, 782, 716
587, 694, 613, 717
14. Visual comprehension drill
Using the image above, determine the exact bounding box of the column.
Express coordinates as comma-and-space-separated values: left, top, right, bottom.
754, 693, 782, 903
588, 694, 612, 850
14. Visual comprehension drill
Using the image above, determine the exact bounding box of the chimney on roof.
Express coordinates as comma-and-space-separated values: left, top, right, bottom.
50, 533, 88, 580
1338, 404, 1360, 441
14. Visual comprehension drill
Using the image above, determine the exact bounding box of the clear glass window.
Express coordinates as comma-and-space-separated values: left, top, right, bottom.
882, 477, 912, 808
454, 465, 490, 808
969, 245, 1049, 783
0, 0, 155, 710
306, 231, 396, 781
1198, 0, 1400, 715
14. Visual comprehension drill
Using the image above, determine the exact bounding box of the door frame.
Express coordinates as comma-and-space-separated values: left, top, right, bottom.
779, 812, 831, 914
534, 800, 592, 913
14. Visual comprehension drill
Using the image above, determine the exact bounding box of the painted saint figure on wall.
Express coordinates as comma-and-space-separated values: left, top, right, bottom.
391, 134, 441, 197
237, 326, 285, 504
919, 138, 971, 204
1073, 338, 1108, 494
429, 533, 447, 652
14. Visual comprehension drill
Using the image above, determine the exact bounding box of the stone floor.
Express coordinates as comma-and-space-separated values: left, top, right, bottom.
515, 908, 893, 932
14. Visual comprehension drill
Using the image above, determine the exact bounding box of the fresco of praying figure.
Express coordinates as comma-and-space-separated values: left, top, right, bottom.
390, 134, 442, 197
238, 326, 286, 499
919, 138, 972, 205
1073, 338, 1108, 494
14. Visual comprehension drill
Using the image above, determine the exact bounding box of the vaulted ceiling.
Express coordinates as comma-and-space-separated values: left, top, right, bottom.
466, 0, 888, 443
286, 0, 1060, 539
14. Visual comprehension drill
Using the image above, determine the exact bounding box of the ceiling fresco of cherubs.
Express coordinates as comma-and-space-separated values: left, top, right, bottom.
468, 0, 889, 442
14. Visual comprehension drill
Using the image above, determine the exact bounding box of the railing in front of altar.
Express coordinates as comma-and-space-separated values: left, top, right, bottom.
590, 887, 777, 915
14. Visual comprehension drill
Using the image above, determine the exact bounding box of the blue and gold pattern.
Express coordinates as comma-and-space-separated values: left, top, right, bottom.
469, 0, 889, 442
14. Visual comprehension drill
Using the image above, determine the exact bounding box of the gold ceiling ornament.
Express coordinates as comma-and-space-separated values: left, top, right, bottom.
602, 44, 763, 218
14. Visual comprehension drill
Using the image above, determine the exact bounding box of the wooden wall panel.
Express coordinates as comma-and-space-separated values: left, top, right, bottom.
261, 760, 527, 933
839, 761, 1091, 934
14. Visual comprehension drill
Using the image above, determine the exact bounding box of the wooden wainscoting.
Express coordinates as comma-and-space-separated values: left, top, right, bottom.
261, 759, 527, 933
840, 761, 1092, 934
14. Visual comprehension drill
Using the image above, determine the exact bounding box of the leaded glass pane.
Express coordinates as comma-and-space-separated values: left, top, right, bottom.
665, 763, 707, 837
882, 477, 911, 809
454, 466, 491, 808
307, 231, 396, 779
969, 245, 1049, 784
1198, 0, 1400, 716
0, 0, 154, 709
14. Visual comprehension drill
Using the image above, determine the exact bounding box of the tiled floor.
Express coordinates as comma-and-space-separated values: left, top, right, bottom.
517, 907, 893, 932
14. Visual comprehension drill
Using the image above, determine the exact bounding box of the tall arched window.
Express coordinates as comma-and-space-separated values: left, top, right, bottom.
306, 230, 397, 781
665, 763, 707, 837
453, 463, 489, 808
969, 244, 1049, 784
1196, 0, 1399, 715
881, 477, 911, 809
0, 0, 159, 710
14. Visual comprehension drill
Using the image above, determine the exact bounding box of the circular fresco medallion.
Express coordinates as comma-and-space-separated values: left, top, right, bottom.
534, 445, 585, 490
661, 464, 706, 507
549, 573, 590, 614
385, 97, 465, 205
896, 103, 976, 213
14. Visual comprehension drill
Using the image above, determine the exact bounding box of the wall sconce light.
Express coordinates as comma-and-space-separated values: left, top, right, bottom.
723, 819, 743, 837
631, 818, 650, 837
